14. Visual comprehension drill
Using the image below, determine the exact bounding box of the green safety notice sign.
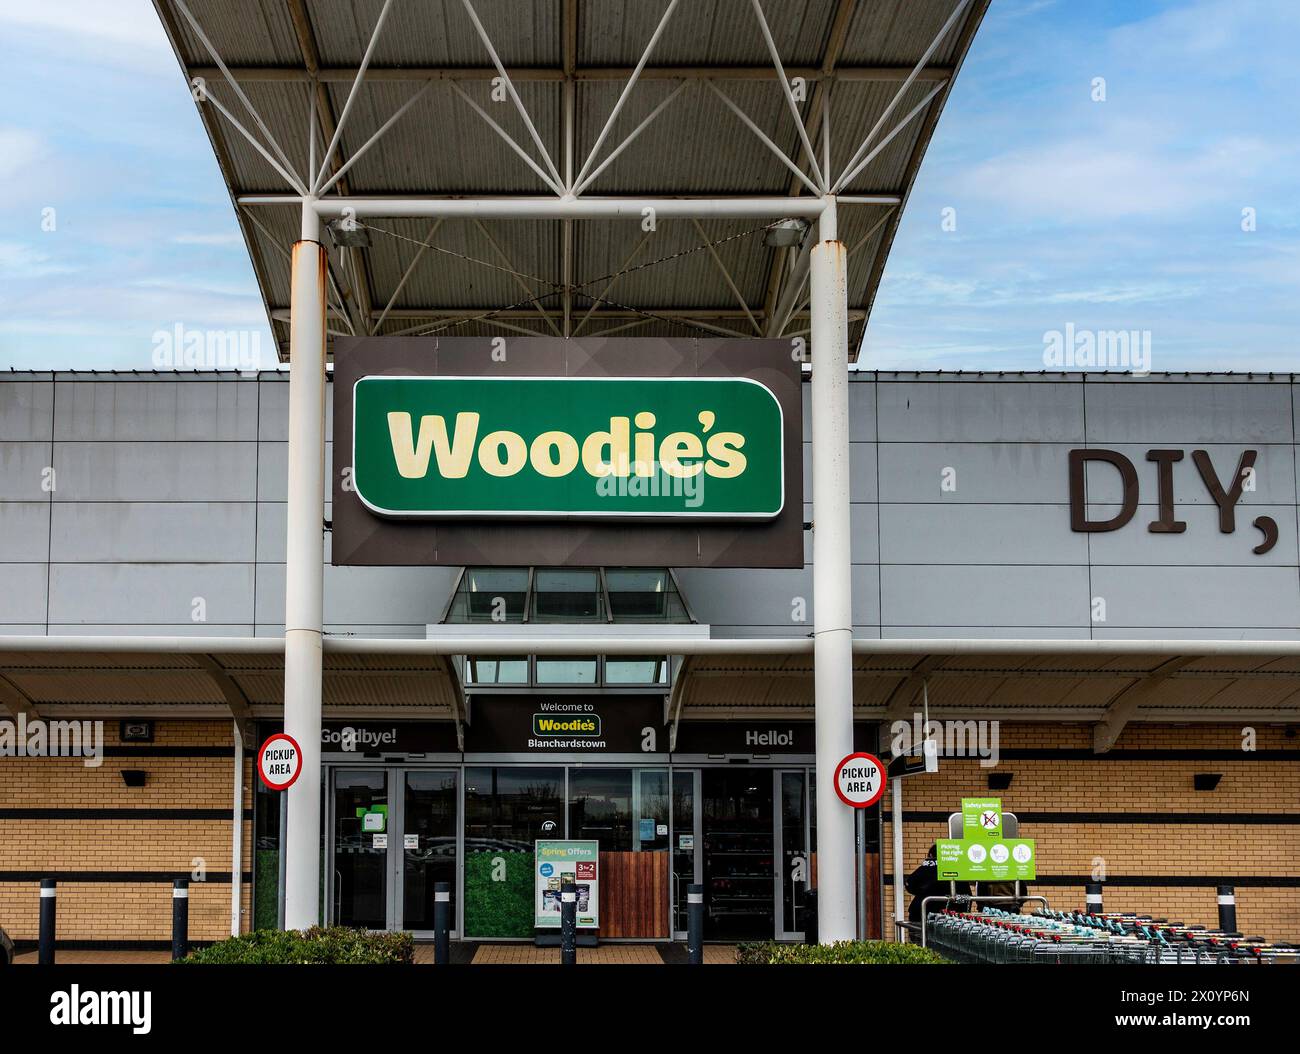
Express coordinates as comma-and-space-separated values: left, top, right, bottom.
936, 798, 1036, 882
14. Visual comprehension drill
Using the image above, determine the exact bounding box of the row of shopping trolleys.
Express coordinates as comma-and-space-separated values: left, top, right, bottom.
926, 907, 1300, 964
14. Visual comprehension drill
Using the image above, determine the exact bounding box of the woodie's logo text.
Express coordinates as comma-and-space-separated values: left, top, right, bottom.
532, 714, 602, 737
351, 376, 784, 520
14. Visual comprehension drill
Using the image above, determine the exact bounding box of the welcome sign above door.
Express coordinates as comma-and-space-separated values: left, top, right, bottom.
352, 376, 784, 519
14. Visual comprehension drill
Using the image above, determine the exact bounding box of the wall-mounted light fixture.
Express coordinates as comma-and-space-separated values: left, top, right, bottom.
120, 769, 148, 788
1193, 773, 1222, 791
987, 772, 1013, 791
119, 719, 153, 743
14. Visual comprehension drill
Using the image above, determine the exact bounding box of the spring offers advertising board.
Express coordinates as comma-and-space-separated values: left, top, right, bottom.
535, 840, 599, 929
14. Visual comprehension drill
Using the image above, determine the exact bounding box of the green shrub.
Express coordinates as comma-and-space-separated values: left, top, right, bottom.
736, 940, 950, 965
179, 926, 414, 964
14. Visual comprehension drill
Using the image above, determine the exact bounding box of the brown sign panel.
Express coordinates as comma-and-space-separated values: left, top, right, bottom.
331, 336, 803, 567
464, 694, 666, 754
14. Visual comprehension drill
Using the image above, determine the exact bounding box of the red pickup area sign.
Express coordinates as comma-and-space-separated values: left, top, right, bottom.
833, 752, 886, 808
257, 733, 303, 791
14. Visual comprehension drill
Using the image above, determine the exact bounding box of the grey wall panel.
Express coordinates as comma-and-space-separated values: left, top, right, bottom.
254, 563, 458, 626
880, 564, 1090, 628
0, 564, 49, 623
47, 564, 255, 625
1087, 565, 1300, 629
881, 626, 1093, 640
323, 624, 430, 639
53, 381, 258, 441
851, 563, 880, 626
0, 381, 53, 440
257, 379, 332, 441
257, 442, 334, 503
53, 443, 258, 501
258, 380, 289, 441
50, 502, 258, 563
1091, 626, 1300, 642
878, 442, 1072, 504
673, 565, 879, 627
805, 502, 881, 565
674, 567, 813, 628
1081, 444, 1294, 506
1084, 381, 1293, 443
4, 374, 1300, 643
46, 624, 255, 637
256, 502, 287, 562
877, 379, 1084, 442
325, 565, 459, 625
849, 502, 880, 565
801, 442, 877, 503
0, 442, 55, 500
1083, 505, 1298, 566
0, 503, 50, 561
878, 503, 1086, 565
847, 377, 877, 442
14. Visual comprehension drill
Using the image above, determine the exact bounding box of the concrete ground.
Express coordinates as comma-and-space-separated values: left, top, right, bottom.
15, 943, 740, 965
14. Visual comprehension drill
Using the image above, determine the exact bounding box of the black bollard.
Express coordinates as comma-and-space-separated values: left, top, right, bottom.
687, 883, 704, 964
560, 878, 577, 965
38, 879, 56, 965
171, 879, 189, 961
804, 888, 819, 945
1217, 885, 1237, 933
1085, 881, 1103, 915
434, 881, 451, 964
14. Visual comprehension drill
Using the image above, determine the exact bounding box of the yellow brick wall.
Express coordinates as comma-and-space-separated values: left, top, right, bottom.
881, 723, 1300, 939
0, 719, 254, 944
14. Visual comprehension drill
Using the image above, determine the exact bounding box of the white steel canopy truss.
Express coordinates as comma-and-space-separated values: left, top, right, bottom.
153, 0, 990, 360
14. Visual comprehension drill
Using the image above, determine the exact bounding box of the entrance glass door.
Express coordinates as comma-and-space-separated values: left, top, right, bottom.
400, 770, 458, 933
331, 769, 389, 929
776, 770, 810, 939
700, 768, 775, 940
329, 768, 459, 933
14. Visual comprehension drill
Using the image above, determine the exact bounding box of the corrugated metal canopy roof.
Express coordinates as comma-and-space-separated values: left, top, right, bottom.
4, 636, 1299, 755
151, 0, 990, 359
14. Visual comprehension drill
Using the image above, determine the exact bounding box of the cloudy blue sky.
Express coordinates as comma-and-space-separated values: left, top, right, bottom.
0, 0, 1296, 372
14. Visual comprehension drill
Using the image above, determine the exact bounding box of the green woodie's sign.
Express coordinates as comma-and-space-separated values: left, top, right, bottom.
351, 376, 784, 519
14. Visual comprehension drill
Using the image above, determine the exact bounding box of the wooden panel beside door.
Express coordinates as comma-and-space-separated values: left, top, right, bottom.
599, 850, 671, 938
810, 851, 883, 939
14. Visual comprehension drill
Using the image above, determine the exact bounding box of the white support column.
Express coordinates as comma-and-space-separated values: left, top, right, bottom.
283, 199, 327, 930
231, 720, 244, 936
892, 773, 905, 940
809, 194, 855, 943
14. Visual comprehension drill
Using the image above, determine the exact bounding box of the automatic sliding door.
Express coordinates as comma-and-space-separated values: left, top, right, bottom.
331, 769, 389, 930
671, 769, 699, 937
776, 770, 809, 939
701, 768, 775, 941
400, 770, 458, 933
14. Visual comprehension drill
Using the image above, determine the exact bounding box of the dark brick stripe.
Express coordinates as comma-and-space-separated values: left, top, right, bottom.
0, 871, 251, 883
883, 874, 1300, 888
0, 808, 253, 820
886, 810, 1300, 825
